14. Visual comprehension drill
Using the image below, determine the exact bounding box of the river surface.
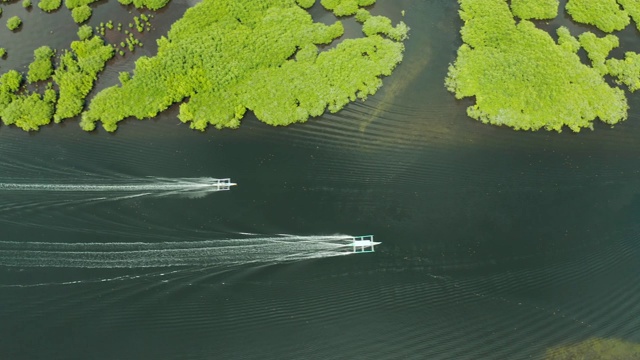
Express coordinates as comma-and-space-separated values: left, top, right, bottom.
1, 0, 640, 359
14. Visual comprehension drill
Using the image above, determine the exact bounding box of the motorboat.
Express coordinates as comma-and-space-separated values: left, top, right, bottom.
212, 178, 237, 190
346, 235, 380, 253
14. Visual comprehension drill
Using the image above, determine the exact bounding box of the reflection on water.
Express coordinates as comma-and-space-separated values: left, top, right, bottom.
357, 42, 432, 135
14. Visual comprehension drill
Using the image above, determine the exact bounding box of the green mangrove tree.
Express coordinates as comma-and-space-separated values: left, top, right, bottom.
27, 46, 55, 83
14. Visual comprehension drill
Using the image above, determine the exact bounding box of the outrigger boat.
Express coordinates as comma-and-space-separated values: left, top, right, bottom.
344, 235, 380, 253
213, 178, 237, 190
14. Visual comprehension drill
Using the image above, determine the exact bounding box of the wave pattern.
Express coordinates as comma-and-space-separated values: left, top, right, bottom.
105, 226, 637, 360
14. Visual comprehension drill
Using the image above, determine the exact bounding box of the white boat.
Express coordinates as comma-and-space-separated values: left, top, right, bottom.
212, 178, 237, 190
346, 235, 380, 253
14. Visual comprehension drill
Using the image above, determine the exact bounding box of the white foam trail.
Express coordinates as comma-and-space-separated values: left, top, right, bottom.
0, 177, 232, 192
0, 235, 358, 268
0, 177, 234, 202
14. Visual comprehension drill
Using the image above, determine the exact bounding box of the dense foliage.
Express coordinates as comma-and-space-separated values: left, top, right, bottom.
578, 32, 619, 75
64, 0, 94, 8
565, 0, 629, 32
445, 0, 628, 132
362, 14, 409, 41
0, 71, 23, 114
0, 71, 57, 131
53, 36, 114, 123
556, 27, 580, 53
0, 35, 114, 131
117, 0, 169, 11
321, 0, 376, 16
510, 0, 559, 19
6, 16, 21, 31
77, 24, 93, 40
82, 0, 408, 132
2, 90, 56, 131
37, 0, 62, 12
0, 0, 169, 131
65, 0, 99, 25
296, 0, 314, 8
618, 0, 640, 30
71, 5, 92, 24
606, 52, 640, 91
27, 46, 55, 83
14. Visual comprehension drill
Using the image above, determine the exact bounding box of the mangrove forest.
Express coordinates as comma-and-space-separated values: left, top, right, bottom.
0, 0, 408, 132
446, 0, 640, 132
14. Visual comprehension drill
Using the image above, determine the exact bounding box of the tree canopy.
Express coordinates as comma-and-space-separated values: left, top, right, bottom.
0, 0, 406, 133
71, 5, 92, 24
38, 0, 62, 12
606, 52, 640, 91
81, 0, 408, 132
578, 32, 619, 75
27, 46, 55, 83
53, 36, 114, 123
6, 16, 21, 31
445, 0, 628, 132
117, 0, 170, 11
565, 0, 629, 32
321, 0, 376, 16
510, 0, 559, 20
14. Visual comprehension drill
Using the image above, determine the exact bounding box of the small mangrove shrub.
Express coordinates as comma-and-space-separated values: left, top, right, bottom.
6, 16, 21, 31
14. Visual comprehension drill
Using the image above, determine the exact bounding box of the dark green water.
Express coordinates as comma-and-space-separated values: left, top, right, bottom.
1, 0, 640, 359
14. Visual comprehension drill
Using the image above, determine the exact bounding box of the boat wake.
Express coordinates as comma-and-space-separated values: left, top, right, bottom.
0, 234, 358, 269
0, 177, 235, 199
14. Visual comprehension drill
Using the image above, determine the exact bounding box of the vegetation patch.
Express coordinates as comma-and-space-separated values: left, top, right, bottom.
27, 46, 55, 83
321, 0, 376, 16
77, 24, 93, 40
0, 0, 404, 133
578, 32, 619, 75
117, 0, 169, 11
606, 52, 640, 91
546, 338, 640, 359
71, 5, 92, 23
6, 16, 21, 31
445, 0, 628, 132
53, 36, 114, 123
618, 0, 640, 31
361, 14, 409, 41
0, 0, 171, 132
82, 0, 408, 132
556, 27, 580, 53
38, 0, 62, 12
510, 0, 559, 20
2, 90, 57, 131
0, 71, 57, 131
565, 0, 629, 32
